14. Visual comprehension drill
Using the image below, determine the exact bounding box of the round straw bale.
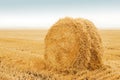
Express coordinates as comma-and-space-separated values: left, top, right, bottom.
44, 17, 103, 71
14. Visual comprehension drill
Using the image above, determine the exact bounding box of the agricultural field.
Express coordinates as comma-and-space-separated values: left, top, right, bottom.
0, 30, 120, 80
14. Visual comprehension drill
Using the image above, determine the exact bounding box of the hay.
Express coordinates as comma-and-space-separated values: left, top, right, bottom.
44, 17, 103, 71
76, 19, 103, 70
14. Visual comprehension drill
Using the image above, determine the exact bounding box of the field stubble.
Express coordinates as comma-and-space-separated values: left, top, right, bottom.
0, 30, 120, 80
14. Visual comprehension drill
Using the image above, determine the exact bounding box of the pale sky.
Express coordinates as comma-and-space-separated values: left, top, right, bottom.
0, 0, 120, 29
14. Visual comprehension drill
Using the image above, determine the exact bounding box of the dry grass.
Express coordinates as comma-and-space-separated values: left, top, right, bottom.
0, 29, 120, 80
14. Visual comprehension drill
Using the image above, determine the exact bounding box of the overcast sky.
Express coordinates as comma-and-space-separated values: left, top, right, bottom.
0, 0, 120, 29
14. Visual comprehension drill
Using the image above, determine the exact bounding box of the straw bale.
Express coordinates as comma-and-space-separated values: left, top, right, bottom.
44, 17, 103, 71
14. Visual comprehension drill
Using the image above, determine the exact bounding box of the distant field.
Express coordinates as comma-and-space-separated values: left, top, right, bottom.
0, 30, 120, 80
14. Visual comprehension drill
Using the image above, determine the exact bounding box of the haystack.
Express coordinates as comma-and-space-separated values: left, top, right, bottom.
44, 17, 103, 71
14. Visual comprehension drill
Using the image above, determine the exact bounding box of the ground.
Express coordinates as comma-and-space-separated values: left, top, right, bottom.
0, 30, 120, 80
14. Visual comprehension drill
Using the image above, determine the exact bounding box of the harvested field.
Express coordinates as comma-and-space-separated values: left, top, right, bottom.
0, 30, 120, 80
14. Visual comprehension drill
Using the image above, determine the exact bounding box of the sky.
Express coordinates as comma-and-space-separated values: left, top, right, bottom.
0, 0, 120, 29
